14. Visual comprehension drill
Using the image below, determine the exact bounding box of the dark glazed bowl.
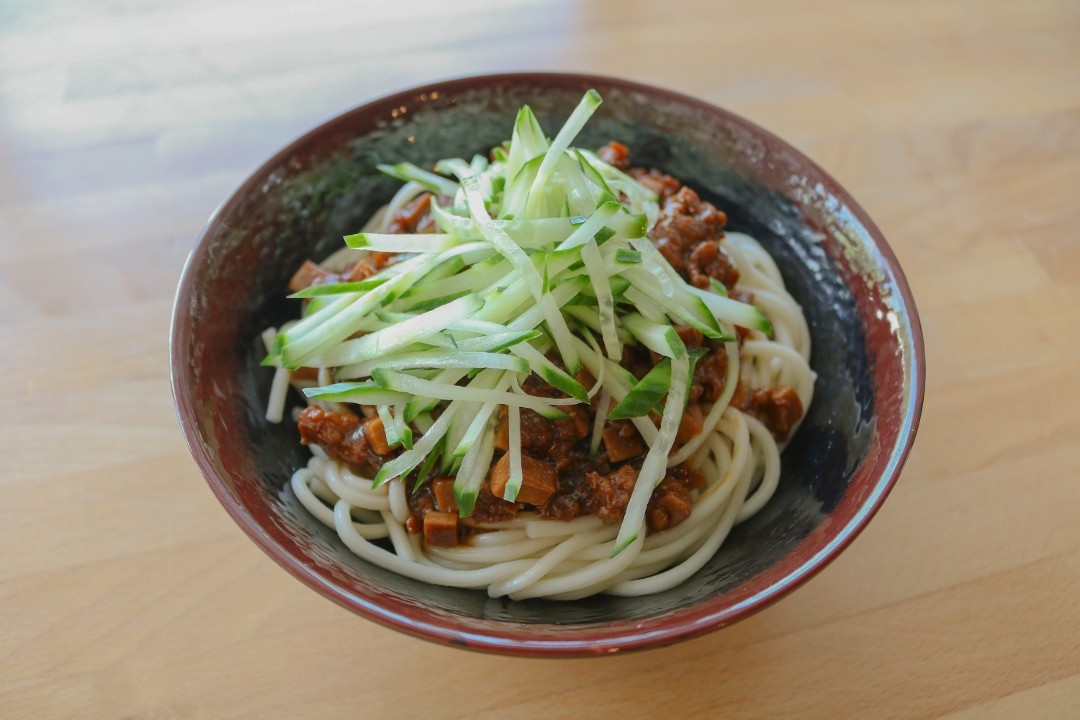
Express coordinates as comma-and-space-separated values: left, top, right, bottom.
171, 73, 924, 656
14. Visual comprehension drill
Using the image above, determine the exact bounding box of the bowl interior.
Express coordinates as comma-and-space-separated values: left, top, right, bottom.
172, 74, 922, 654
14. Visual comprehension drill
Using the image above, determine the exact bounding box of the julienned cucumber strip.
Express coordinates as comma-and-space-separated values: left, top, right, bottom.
303, 382, 410, 405
688, 285, 773, 336
372, 369, 568, 420
313, 294, 484, 367
288, 277, 386, 298
622, 313, 686, 359
377, 162, 459, 198
607, 360, 671, 420
525, 90, 601, 217
508, 341, 588, 402
612, 352, 690, 555
343, 232, 459, 253
334, 350, 528, 380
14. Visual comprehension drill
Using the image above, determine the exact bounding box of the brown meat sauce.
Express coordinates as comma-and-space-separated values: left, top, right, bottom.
291, 144, 805, 547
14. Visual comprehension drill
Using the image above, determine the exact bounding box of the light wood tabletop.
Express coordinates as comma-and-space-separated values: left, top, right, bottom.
3, 1, 1078, 717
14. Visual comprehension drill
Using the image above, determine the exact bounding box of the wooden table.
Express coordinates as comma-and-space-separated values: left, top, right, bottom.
3, 1, 1077, 717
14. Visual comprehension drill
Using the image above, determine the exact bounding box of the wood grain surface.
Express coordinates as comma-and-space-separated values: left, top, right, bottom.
2, 1, 1078, 717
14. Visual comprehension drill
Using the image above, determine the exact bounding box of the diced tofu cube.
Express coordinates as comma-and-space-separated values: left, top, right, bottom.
602, 421, 646, 462
432, 476, 458, 513
423, 511, 458, 548
363, 416, 393, 455
489, 453, 557, 506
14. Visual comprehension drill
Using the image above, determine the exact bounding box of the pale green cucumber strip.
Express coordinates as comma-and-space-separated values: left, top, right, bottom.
448, 318, 514, 335
525, 90, 602, 217
335, 350, 528, 380
401, 259, 508, 305
279, 256, 433, 368
404, 368, 469, 422
372, 369, 568, 420
612, 352, 690, 555
303, 382, 410, 405
463, 175, 544, 301
573, 148, 618, 206
557, 151, 601, 218
540, 291, 581, 376
429, 200, 481, 239
507, 341, 588, 402
622, 267, 725, 340
343, 232, 458, 253
420, 330, 541, 354
505, 105, 548, 189
452, 373, 513, 457
571, 336, 659, 447
708, 277, 729, 297
393, 401, 413, 450
498, 153, 543, 221
453, 423, 497, 517
434, 157, 471, 179
622, 313, 686, 359
622, 286, 669, 324
688, 285, 774, 336
441, 369, 503, 470
607, 360, 671, 420
288, 277, 386, 299
504, 405, 524, 502
580, 239, 621, 360
553, 201, 621, 252
376, 405, 400, 447
313, 294, 484, 367
377, 162, 458, 198
576, 148, 659, 210
412, 432, 444, 491
562, 305, 603, 335
374, 400, 459, 486
281, 252, 430, 341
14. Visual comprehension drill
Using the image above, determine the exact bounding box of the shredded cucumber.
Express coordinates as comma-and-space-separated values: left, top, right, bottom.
280, 90, 770, 557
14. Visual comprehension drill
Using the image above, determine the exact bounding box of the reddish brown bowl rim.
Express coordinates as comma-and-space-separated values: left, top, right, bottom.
171, 72, 925, 656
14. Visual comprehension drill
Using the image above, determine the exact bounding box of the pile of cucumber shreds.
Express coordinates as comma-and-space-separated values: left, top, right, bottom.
265, 91, 771, 555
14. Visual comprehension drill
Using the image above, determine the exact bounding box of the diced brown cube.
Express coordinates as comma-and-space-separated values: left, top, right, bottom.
489, 453, 557, 506
493, 412, 510, 452
423, 512, 458, 548
362, 416, 392, 455
602, 420, 646, 462
675, 402, 704, 444
288, 259, 332, 293
432, 477, 458, 513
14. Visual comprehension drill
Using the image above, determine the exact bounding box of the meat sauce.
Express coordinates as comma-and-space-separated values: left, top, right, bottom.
292, 144, 804, 547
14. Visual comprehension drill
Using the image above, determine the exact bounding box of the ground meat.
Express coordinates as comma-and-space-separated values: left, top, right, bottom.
690, 346, 729, 404
586, 464, 639, 524
297, 406, 392, 474
647, 477, 693, 532
629, 167, 681, 200
647, 463, 705, 532
288, 250, 397, 293
740, 386, 804, 440
386, 192, 437, 234
649, 185, 738, 292
597, 140, 630, 170
470, 480, 521, 523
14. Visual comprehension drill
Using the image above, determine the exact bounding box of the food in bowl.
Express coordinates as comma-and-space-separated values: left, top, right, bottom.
261, 92, 815, 600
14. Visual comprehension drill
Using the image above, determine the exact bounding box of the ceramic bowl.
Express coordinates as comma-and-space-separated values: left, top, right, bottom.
171, 73, 924, 656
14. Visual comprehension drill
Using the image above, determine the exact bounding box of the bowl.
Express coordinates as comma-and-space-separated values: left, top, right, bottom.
170, 72, 924, 656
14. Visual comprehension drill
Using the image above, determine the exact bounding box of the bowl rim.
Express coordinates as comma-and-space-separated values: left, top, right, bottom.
171, 71, 925, 657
